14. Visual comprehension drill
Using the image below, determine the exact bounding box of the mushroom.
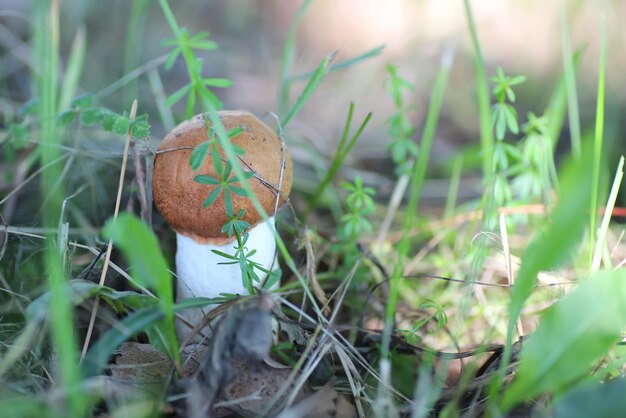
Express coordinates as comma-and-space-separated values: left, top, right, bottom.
152, 110, 292, 336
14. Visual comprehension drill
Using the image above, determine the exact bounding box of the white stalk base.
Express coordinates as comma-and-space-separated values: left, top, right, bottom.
175, 217, 278, 339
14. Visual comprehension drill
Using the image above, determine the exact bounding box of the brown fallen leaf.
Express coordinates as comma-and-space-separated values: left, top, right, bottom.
214, 357, 313, 416
108, 342, 171, 391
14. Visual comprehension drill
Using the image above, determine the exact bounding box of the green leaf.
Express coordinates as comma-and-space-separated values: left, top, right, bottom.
228, 172, 251, 184
502, 271, 626, 409
188, 32, 217, 50
57, 110, 78, 126
192, 40, 218, 51
190, 141, 210, 170
496, 112, 506, 140
211, 249, 237, 260
203, 78, 233, 88
8, 123, 28, 146
19, 98, 40, 117
194, 174, 220, 185
112, 116, 130, 135
210, 142, 224, 176
227, 126, 244, 139
161, 36, 179, 47
202, 186, 222, 207
504, 104, 519, 134
175, 296, 226, 310
506, 87, 516, 103
509, 75, 527, 86
198, 84, 222, 110
164, 47, 181, 70
70, 94, 94, 109
229, 186, 248, 197
222, 161, 233, 179
80, 107, 103, 125
223, 188, 233, 215
263, 268, 281, 289
165, 83, 192, 107
101, 112, 118, 131
131, 120, 151, 139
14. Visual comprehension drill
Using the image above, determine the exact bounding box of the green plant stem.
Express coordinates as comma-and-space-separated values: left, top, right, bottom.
589, 17, 606, 269
381, 48, 453, 358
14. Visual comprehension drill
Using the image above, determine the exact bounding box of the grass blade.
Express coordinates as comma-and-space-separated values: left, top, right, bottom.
289, 44, 385, 82
545, 48, 582, 150
148, 67, 176, 130
559, 0, 582, 158
278, 0, 314, 116
589, 16, 606, 268
59, 26, 86, 110
591, 156, 624, 271
281, 52, 334, 129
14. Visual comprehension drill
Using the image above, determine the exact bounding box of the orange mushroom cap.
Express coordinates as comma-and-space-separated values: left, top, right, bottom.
153, 110, 292, 245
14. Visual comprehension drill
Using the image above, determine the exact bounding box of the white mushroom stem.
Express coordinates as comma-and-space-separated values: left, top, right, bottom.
175, 216, 278, 334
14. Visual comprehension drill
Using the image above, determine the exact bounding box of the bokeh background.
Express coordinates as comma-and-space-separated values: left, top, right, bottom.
1, 0, 624, 206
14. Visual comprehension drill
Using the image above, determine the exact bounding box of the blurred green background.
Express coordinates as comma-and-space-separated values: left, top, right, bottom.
0, 0, 623, 203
